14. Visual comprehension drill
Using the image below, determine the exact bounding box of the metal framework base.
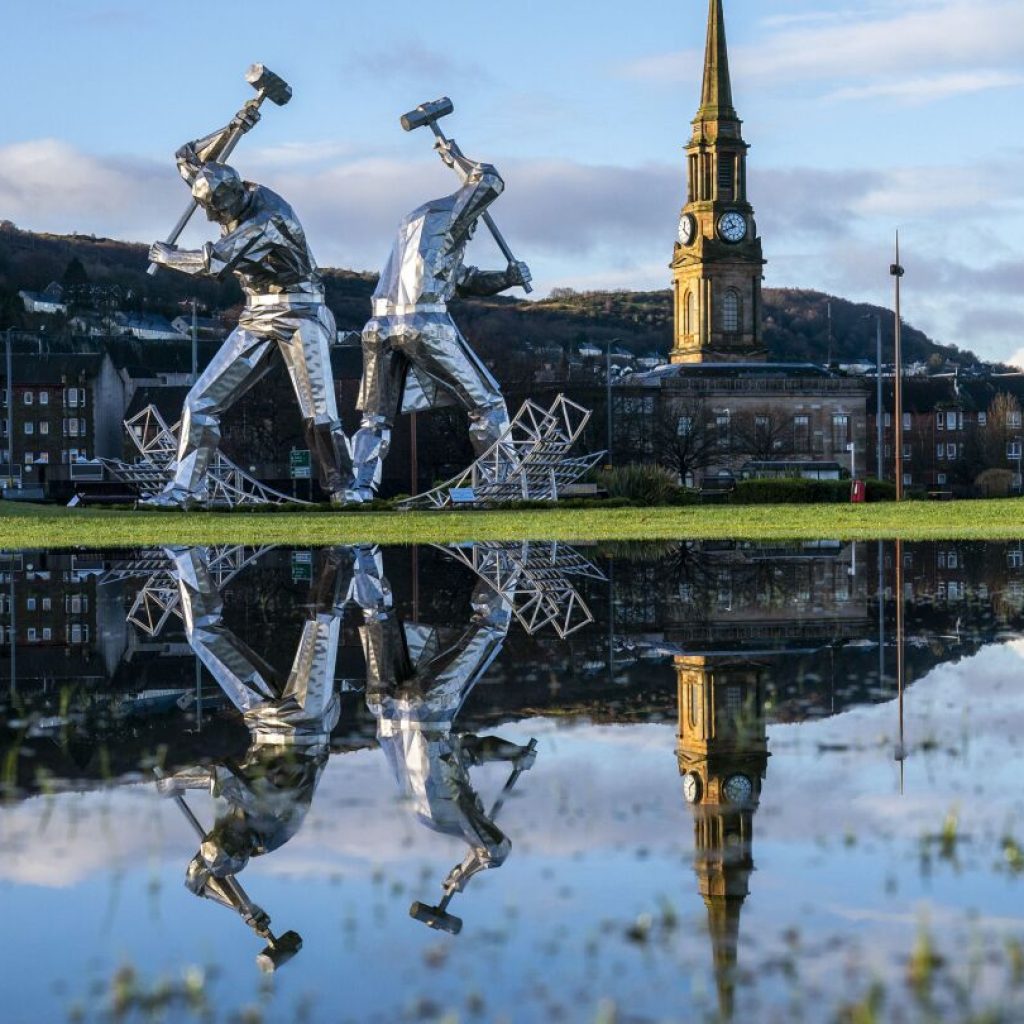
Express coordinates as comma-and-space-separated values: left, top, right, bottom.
399, 395, 604, 509
102, 406, 308, 508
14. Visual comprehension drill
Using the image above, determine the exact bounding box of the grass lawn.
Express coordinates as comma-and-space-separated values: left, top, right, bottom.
1, 499, 1023, 549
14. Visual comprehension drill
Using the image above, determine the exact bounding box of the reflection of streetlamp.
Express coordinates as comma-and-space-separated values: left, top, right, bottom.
890, 234, 906, 501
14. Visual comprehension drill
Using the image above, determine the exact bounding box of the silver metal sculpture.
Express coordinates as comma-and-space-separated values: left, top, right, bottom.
155, 546, 349, 968
104, 406, 308, 509
145, 83, 350, 508
400, 395, 604, 508
348, 98, 532, 501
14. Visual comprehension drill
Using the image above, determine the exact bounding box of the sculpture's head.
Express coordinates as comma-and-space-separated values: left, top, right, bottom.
191, 163, 248, 225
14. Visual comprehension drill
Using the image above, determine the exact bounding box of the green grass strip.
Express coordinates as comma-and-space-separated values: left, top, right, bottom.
1, 499, 1023, 549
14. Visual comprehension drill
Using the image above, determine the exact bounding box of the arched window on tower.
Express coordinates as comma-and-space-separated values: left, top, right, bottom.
685, 291, 695, 335
723, 290, 740, 333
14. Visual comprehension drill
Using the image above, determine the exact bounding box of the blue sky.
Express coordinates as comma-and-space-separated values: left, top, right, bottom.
1, 0, 1022, 363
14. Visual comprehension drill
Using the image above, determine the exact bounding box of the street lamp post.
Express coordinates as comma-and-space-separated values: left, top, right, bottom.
890, 233, 906, 501
4, 328, 13, 491
862, 313, 885, 480
606, 337, 619, 466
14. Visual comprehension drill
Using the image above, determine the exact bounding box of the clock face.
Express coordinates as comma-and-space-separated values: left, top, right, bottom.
722, 773, 754, 805
683, 772, 702, 804
678, 213, 696, 246
717, 212, 747, 243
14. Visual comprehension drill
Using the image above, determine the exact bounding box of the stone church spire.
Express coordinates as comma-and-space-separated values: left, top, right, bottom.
671, 0, 766, 364
699, 0, 737, 121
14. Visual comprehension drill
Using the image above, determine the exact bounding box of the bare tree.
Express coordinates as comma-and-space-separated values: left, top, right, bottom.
649, 395, 719, 486
730, 405, 797, 463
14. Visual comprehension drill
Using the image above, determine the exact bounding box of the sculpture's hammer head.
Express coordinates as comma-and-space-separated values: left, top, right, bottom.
245, 63, 292, 106
401, 97, 454, 132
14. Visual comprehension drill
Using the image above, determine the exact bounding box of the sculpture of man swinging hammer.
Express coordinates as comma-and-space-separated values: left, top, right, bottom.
349, 98, 532, 501
146, 74, 351, 507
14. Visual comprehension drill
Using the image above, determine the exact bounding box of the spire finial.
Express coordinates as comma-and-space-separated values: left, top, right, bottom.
699, 0, 737, 120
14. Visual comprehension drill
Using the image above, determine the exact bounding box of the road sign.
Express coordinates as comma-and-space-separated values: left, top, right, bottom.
290, 449, 312, 480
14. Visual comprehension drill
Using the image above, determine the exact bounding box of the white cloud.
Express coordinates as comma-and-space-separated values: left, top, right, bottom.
825, 70, 1024, 105
621, 0, 1024, 103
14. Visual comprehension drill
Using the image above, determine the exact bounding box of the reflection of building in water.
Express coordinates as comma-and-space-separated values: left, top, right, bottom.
677, 654, 768, 1021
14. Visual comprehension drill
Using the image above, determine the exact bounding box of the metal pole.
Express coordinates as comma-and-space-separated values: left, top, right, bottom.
891, 233, 905, 501
4, 328, 13, 490
606, 339, 614, 466
410, 411, 418, 494
895, 537, 906, 794
8, 564, 14, 696
876, 316, 883, 480
190, 298, 198, 383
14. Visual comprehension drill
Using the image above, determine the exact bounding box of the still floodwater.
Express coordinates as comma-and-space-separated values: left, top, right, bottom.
1, 541, 1023, 1023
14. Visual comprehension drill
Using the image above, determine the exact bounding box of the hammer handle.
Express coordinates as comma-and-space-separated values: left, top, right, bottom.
146, 91, 267, 276
427, 124, 533, 294
154, 768, 266, 933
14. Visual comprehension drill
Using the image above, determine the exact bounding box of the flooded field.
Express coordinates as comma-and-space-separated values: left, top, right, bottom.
1, 541, 1023, 1023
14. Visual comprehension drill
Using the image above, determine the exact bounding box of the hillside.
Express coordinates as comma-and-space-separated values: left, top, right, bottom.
0, 222, 996, 372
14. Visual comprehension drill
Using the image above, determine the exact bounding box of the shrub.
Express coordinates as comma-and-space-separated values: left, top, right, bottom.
601, 464, 681, 506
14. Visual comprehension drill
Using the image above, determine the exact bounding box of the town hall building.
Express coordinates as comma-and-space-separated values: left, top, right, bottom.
615, 0, 869, 487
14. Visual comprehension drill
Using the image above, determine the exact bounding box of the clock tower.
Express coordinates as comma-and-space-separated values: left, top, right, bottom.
671, 0, 766, 364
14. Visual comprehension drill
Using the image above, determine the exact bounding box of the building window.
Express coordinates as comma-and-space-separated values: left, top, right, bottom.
1010, 550, 1024, 570
39, 422, 48, 436
832, 414, 849, 449
947, 411, 957, 431
794, 415, 810, 451
722, 290, 740, 332
903, 444, 912, 460
947, 443, 957, 459
1010, 411, 1023, 429
26, 597, 36, 611
936, 444, 944, 460
884, 413, 891, 428
23, 392, 33, 406
718, 155, 735, 201
1008, 441, 1022, 459
27, 627, 37, 642
677, 416, 693, 436
716, 413, 731, 447
42, 597, 51, 611
936, 413, 944, 431
24, 422, 33, 435
903, 413, 912, 430
42, 627, 52, 641
937, 473, 947, 485
978, 412, 988, 427
903, 472, 912, 487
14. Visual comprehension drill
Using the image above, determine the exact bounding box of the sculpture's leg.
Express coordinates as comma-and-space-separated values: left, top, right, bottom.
351, 320, 406, 499
276, 306, 352, 498
408, 323, 513, 476
155, 327, 275, 506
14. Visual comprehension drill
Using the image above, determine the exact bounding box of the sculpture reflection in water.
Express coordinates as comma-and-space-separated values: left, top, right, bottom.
351, 546, 538, 934
155, 546, 350, 970
140, 542, 599, 957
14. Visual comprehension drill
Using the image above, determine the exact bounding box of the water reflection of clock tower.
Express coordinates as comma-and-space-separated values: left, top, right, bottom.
671, 0, 766, 364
